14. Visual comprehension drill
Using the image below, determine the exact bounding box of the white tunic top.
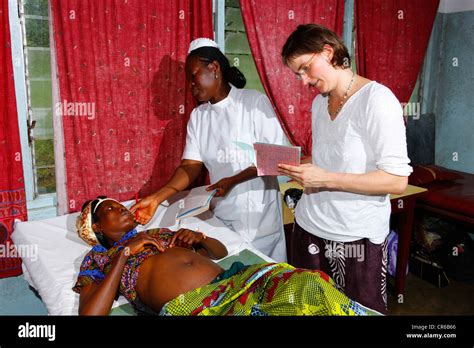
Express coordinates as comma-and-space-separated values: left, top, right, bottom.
295, 82, 413, 244
182, 85, 290, 261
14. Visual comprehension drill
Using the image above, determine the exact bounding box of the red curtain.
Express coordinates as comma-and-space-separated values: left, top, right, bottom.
355, 0, 439, 104
51, 0, 213, 213
0, 0, 27, 278
240, 0, 345, 155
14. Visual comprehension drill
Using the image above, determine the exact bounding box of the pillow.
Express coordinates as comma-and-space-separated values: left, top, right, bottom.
409, 165, 464, 186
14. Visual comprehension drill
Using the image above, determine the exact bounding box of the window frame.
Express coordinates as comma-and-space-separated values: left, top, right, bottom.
9, 0, 57, 220
213, 0, 225, 52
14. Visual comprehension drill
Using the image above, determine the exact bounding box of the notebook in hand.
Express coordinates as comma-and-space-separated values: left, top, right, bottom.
176, 185, 217, 221
253, 142, 301, 176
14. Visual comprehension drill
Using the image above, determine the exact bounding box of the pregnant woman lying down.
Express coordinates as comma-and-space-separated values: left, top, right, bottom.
73, 197, 381, 316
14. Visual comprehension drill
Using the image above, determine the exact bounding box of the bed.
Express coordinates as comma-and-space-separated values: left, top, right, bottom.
11, 191, 274, 315
409, 164, 474, 226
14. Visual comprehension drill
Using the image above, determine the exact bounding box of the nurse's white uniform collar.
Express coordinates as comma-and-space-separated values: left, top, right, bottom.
208, 83, 236, 110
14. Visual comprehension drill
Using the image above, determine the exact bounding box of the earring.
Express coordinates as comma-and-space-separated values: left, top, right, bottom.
215, 74, 218, 79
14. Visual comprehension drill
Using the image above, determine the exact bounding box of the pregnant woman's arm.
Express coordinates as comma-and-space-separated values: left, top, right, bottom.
79, 234, 165, 315
170, 229, 228, 260
79, 248, 129, 316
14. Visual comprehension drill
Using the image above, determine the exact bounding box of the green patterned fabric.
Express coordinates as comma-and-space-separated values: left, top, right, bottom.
159, 262, 381, 316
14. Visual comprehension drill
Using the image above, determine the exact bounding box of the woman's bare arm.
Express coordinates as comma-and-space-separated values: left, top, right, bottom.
170, 229, 228, 260
206, 166, 257, 197
78, 249, 128, 315
131, 159, 203, 224
196, 236, 228, 260
78, 234, 165, 315
154, 159, 204, 203
279, 163, 408, 195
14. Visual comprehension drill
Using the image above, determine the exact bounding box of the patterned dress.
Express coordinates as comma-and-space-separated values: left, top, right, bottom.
73, 228, 191, 306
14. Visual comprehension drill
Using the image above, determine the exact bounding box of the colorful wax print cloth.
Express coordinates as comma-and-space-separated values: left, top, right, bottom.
159, 262, 381, 316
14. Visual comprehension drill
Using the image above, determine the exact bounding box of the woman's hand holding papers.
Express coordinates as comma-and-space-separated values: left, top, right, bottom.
278, 163, 409, 195
278, 163, 333, 189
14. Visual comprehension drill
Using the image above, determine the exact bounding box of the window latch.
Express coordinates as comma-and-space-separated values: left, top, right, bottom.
27, 119, 36, 145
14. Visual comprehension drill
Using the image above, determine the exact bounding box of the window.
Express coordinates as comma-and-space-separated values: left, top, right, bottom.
21, 0, 56, 195
10, 0, 57, 219
223, 0, 265, 93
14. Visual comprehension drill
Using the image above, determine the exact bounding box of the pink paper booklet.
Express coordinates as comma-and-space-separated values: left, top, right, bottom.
253, 142, 301, 176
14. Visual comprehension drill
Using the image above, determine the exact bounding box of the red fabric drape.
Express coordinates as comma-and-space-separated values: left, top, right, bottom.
51, 0, 213, 213
240, 0, 345, 155
0, 0, 27, 278
355, 0, 439, 104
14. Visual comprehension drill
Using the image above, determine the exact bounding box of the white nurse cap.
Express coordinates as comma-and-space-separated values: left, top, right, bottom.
188, 37, 219, 53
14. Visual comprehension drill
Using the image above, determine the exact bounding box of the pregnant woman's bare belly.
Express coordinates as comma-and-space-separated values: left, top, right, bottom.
136, 247, 223, 311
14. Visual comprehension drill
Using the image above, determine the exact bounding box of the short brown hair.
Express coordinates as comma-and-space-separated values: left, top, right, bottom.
281, 24, 351, 68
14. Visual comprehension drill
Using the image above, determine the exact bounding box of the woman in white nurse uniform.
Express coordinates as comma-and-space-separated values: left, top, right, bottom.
131, 38, 290, 262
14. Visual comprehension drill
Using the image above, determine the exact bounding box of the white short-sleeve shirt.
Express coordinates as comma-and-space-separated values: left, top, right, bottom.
295, 81, 413, 244
182, 85, 290, 261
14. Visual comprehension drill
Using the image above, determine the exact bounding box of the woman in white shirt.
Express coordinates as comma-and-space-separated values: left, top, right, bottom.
278, 24, 412, 314
132, 38, 289, 262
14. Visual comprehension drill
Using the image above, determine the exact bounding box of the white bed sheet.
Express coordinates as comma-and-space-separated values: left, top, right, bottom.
12, 192, 273, 315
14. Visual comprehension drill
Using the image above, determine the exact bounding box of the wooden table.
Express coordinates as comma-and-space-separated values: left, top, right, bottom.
390, 185, 427, 296
279, 182, 427, 297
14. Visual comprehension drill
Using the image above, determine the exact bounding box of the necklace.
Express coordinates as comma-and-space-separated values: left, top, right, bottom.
328, 71, 356, 118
